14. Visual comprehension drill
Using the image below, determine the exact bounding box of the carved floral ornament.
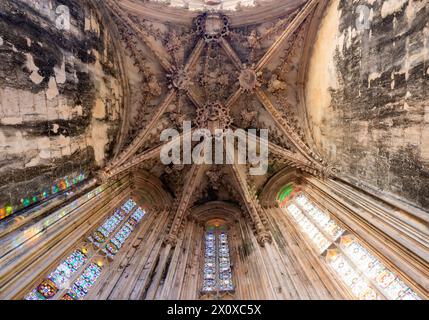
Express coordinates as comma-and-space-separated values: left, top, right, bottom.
238, 67, 261, 92
195, 101, 232, 131
98, 0, 334, 245
196, 13, 230, 42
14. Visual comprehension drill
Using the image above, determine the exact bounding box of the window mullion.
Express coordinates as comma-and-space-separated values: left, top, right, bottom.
99, 205, 140, 258
288, 194, 386, 300
304, 192, 350, 235
53, 200, 139, 299
46, 248, 94, 300
339, 234, 421, 300
284, 201, 331, 254
214, 229, 218, 297
88, 199, 138, 251
296, 194, 402, 299
294, 195, 345, 243
294, 197, 339, 246
201, 225, 234, 298
292, 198, 384, 299
332, 241, 387, 300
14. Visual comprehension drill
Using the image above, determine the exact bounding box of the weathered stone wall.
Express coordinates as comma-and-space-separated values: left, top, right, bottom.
305, 0, 429, 210
0, 0, 124, 214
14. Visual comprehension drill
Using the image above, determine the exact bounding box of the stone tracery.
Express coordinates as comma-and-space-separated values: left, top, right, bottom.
0, 0, 427, 301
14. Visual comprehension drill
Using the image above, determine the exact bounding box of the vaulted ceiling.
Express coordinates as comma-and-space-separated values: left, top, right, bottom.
93, 0, 333, 243
85, 0, 333, 242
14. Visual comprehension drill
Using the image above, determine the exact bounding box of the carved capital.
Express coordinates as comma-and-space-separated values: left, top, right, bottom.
96, 171, 109, 185
163, 234, 177, 247
257, 231, 272, 247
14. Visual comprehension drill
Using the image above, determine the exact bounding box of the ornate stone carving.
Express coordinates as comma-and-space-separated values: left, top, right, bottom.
246, 30, 260, 50
206, 169, 223, 190
101, 1, 336, 242
196, 13, 230, 42
167, 68, 192, 92
200, 68, 230, 91
168, 104, 186, 128
240, 108, 258, 128
166, 29, 182, 62
148, 76, 162, 96
238, 67, 261, 92
195, 101, 232, 131
267, 74, 287, 93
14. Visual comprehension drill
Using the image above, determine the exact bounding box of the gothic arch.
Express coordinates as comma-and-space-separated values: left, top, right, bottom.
189, 201, 242, 225
131, 171, 173, 212
258, 167, 300, 208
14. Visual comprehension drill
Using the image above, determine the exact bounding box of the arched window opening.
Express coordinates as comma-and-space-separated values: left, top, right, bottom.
201, 219, 234, 296
280, 193, 421, 300
276, 183, 299, 208
25, 198, 146, 300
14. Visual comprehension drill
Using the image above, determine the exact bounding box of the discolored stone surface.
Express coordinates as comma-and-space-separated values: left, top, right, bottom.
0, 0, 124, 212
305, 0, 429, 209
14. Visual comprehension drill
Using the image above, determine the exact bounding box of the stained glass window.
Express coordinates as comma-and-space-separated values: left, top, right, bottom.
202, 231, 217, 292
88, 198, 136, 246
11, 185, 104, 256
201, 222, 234, 295
326, 249, 379, 300
48, 250, 88, 289
277, 183, 301, 208
103, 207, 145, 258
25, 198, 147, 300
339, 234, 421, 300
218, 232, 234, 291
62, 262, 103, 300
296, 195, 345, 241
281, 193, 421, 300
286, 203, 331, 254
25, 249, 88, 300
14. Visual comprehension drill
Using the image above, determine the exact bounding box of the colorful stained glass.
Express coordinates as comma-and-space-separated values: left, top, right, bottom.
277, 184, 299, 207
103, 206, 145, 258
286, 204, 331, 253
26, 280, 58, 300
25, 249, 88, 300
24, 198, 145, 301
283, 193, 422, 301
89, 199, 137, 246
36, 279, 59, 299
60, 293, 75, 300
131, 207, 145, 222
1, 172, 86, 221
326, 249, 379, 300
202, 228, 234, 294
0, 203, 13, 220
202, 231, 217, 292
65, 263, 102, 300
48, 250, 87, 289
218, 232, 234, 291
339, 235, 421, 300
21, 198, 31, 207
25, 290, 45, 300
0, 207, 7, 220
296, 194, 344, 241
